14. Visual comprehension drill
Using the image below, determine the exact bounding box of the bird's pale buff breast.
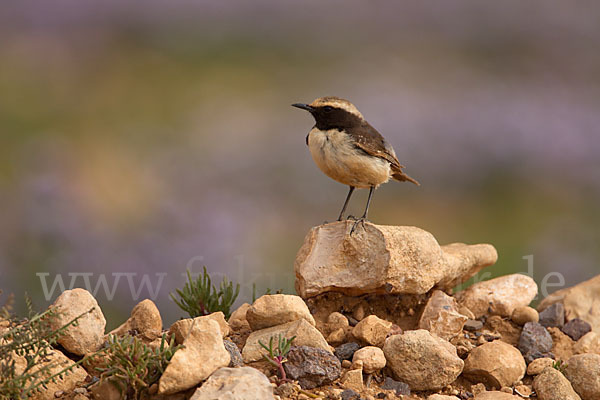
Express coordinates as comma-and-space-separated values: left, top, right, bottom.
307, 128, 391, 188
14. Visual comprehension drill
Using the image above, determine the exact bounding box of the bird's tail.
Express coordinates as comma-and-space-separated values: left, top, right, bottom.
392, 168, 420, 186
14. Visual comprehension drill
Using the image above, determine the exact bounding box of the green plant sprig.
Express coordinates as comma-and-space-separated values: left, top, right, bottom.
171, 267, 240, 318
258, 334, 295, 385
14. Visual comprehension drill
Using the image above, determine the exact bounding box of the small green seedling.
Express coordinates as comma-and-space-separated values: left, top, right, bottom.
258, 334, 296, 385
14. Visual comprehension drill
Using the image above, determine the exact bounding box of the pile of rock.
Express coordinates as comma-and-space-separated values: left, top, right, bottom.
16, 221, 600, 400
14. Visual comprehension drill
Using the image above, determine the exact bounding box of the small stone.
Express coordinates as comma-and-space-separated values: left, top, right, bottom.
89, 378, 123, 400
298, 394, 309, 400
158, 319, 230, 395
500, 386, 512, 393
73, 387, 87, 394
573, 331, 600, 355
48, 288, 106, 355
274, 382, 296, 398
340, 389, 361, 400
246, 294, 315, 330
511, 306, 539, 326
514, 385, 532, 397
472, 383, 487, 395
283, 345, 342, 389
224, 339, 243, 367
564, 353, 600, 400
561, 318, 592, 341
169, 312, 230, 344
427, 395, 460, 400
352, 346, 386, 374
533, 367, 581, 400
335, 342, 361, 361
383, 329, 464, 391
538, 303, 565, 328
190, 367, 274, 400
474, 392, 521, 399
242, 319, 330, 363
518, 322, 553, 363
353, 304, 366, 321
342, 359, 352, 368
381, 377, 410, 396
526, 357, 554, 375
464, 320, 484, 332
54, 391, 64, 398
538, 274, 600, 333
352, 315, 393, 347
463, 340, 526, 388
228, 303, 251, 331
419, 290, 468, 340
341, 369, 363, 392
327, 328, 346, 345
455, 274, 538, 318
327, 312, 349, 329
351, 359, 363, 370
110, 299, 162, 341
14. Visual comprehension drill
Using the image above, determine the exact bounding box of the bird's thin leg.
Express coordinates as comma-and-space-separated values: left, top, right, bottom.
351, 186, 374, 235
337, 186, 355, 221
361, 185, 375, 219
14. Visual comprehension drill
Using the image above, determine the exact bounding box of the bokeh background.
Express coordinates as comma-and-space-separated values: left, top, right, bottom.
1, 1, 599, 328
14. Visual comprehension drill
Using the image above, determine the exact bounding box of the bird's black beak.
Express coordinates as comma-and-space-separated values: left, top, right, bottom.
292, 103, 314, 112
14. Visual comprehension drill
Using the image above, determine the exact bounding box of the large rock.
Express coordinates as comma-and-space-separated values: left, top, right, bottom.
418, 290, 467, 340
283, 346, 341, 389
383, 329, 464, 391
295, 222, 497, 297
169, 312, 230, 344
13, 348, 88, 400
242, 319, 330, 363
533, 367, 581, 400
246, 294, 315, 330
564, 354, 600, 400
190, 367, 274, 400
455, 274, 538, 318
110, 299, 162, 341
538, 274, 600, 333
158, 319, 230, 395
48, 288, 106, 355
463, 340, 526, 388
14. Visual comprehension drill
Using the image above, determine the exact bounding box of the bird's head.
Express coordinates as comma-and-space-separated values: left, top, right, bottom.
292, 96, 364, 130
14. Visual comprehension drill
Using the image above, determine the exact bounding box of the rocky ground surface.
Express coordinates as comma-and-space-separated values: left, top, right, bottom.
5, 221, 600, 400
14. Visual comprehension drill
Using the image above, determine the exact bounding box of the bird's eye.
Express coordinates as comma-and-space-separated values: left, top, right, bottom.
323, 106, 333, 113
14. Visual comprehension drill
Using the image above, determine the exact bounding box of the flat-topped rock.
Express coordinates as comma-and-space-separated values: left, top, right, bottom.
295, 221, 497, 298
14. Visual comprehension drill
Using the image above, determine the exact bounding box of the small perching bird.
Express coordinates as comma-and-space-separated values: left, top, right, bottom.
293, 96, 419, 228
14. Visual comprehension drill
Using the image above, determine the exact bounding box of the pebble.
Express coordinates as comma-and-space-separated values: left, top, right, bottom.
538, 303, 565, 328
464, 320, 484, 331
511, 306, 539, 325
335, 342, 361, 361
518, 322, 553, 363
561, 318, 592, 341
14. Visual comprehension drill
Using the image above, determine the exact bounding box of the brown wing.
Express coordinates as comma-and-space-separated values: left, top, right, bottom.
350, 122, 420, 186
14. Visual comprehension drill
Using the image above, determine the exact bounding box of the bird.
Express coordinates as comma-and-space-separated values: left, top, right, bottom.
292, 96, 419, 229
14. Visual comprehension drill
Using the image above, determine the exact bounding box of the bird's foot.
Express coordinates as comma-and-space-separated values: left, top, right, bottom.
350, 217, 367, 235
346, 215, 358, 221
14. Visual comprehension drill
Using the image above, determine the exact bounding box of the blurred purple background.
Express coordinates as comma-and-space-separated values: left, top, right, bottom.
1, 1, 599, 327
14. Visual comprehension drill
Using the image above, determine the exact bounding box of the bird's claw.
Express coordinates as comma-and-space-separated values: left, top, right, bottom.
350, 218, 367, 235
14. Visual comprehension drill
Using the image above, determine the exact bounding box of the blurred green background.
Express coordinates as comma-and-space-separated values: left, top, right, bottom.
1, 1, 599, 328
